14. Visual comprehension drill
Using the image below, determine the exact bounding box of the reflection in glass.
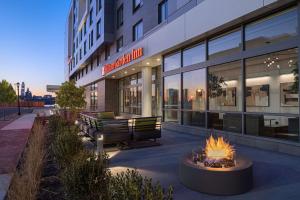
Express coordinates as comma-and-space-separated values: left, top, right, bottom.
164, 52, 181, 71
208, 61, 242, 112
164, 75, 181, 109
183, 68, 206, 111
209, 30, 241, 59
183, 111, 206, 127
183, 43, 205, 67
245, 114, 299, 142
245, 48, 299, 114
208, 112, 242, 133
164, 110, 180, 123
245, 7, 297, 49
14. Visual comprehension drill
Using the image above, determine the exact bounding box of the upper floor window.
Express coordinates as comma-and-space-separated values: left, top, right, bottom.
117, 4, 124, 29
80, 29, 82, 41
133, 0, 143, 12
84, 21, 87, 35
84, 40, 87, 55
117, 36, 123, 52
158, 0, 168, 24
90, 30, 94, 47
245, 7, 298, 49
96, 19, 101, 39
97, 0, 102, 12
133, 20, 143, 41
89, 8, 93, 26
105, 45, 110, 60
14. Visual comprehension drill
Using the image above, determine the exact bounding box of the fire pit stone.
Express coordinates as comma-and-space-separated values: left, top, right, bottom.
179, 136, 253, 195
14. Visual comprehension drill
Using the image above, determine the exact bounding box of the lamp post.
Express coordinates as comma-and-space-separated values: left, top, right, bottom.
16, 82, 21, 115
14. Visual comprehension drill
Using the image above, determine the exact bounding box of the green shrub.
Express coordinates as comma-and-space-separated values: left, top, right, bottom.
61, 151, 111, 200
52, 125, 83, 167
48, 115, 67, 134
110, 169, 173, 200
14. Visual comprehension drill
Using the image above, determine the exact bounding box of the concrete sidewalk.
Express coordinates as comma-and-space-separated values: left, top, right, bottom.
0, 114, 36, 200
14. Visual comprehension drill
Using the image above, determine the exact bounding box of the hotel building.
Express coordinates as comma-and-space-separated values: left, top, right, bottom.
65, 0, 300, 155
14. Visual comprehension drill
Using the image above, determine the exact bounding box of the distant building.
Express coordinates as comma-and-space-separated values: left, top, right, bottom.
24, 88, 32, 100
21, 82, 25, 98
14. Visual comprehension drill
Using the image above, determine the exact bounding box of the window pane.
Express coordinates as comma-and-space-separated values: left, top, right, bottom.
245, 48, 299, 114
164, 52, 181, 71
208, 112, 242, 133
245, 8, 298, 49
245, 114, 299, 142
183, 68, 206, 111
183, 43, 205, 67
164, 110, 180, 123
208, 61, 242, 112
164, 75, 181, 109
209, 30, 241, 59
183, 111, 206, 127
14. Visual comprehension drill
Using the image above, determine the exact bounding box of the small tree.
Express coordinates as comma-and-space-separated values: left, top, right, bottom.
0, 80, 17, 104
55, 80, 86, 111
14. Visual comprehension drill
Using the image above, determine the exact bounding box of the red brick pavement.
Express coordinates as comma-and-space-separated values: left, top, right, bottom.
0, 117, 31, 174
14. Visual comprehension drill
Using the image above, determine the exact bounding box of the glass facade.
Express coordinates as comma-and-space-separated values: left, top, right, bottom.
183, 44, 205, 67
209, 30, 241, 59
183, 69, 206, 127
164, 52, 181, 71
245, 7, 298, 49
119, 73, 142, 115
163, 7, 299, 142
164, 74, 180, 122
90, 83, 98, 111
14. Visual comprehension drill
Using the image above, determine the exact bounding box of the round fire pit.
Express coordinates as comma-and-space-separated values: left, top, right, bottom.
179, 153, 253, 195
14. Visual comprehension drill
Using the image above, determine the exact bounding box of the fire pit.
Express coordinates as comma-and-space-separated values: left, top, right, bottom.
179, 136, 253, 195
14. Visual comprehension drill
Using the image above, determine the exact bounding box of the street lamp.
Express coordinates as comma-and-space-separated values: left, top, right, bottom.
16, 82, 21, 115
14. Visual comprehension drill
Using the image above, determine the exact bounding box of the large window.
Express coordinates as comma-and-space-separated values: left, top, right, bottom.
208, 30, 241, 59
164, 75, 181, 122
158, 0, 168, 24
89, 8, 93, 26
183, 68, 206, 127
245, 49, 298, 114
117, 4, 124, 28
133, 0, 142, 12
208, 61, 242, 133
164, 52, 181, 71
245, 7, 298, 49
208, 61, 242, 112
117, 36, 123, 53
90, 83, 98, 111
119, 73, 142, 115
183, 43, 205, 67
133, 20, 143, 41
96, 19, 101, 39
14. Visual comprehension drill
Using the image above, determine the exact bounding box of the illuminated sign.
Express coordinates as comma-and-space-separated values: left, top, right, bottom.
102, 48, 143, 75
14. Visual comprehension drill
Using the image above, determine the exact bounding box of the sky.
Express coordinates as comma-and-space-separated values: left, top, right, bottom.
0, 0, 71, 96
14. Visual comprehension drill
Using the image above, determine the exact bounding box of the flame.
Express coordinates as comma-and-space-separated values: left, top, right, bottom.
205, 135, 235, 160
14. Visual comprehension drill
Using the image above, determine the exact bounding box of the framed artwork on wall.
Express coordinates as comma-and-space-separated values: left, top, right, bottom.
220, 87, 236, 106
280, 82, 299, 107
246, 84, 269, 107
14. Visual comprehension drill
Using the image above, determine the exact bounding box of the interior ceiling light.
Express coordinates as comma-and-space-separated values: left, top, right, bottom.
146, 62, 150, 65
